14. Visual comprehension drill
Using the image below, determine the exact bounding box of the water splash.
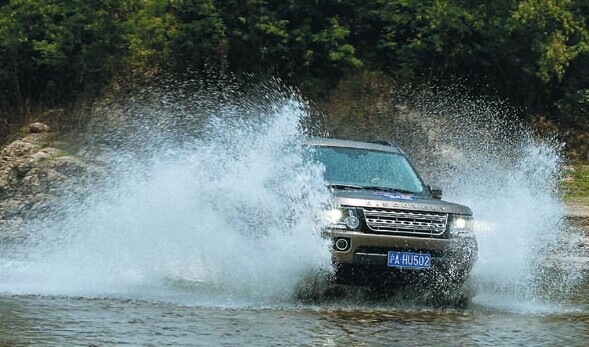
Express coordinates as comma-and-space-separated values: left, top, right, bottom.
326, 82, 583, 306
0, 76, 582, 310
0, 77, 333, 304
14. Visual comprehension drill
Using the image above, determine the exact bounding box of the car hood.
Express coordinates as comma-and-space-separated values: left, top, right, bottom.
333, 189, 472, 215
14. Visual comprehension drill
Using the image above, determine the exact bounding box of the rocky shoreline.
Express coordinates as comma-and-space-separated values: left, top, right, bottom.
565, 202, 589, 236
0, 124, 102, 234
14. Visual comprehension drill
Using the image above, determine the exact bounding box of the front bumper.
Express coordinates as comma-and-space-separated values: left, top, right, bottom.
326, 229, 477, 285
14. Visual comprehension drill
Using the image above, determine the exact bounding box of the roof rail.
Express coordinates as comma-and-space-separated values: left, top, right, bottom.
371, 140, 394, 146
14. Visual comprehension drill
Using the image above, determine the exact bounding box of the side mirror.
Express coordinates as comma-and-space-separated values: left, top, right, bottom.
428, 185, 443, 200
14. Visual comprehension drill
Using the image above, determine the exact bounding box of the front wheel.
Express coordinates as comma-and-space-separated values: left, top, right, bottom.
419, 276, 476, 307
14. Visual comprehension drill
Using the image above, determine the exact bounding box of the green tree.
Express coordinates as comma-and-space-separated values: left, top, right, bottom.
122, 0, 177, 69
512, 0, 589, 83
0, 0, 134, 108
167, 0, 228, 69
0, 0, 588, 145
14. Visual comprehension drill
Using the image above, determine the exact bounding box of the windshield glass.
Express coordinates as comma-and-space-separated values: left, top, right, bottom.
308, 146, 425, 194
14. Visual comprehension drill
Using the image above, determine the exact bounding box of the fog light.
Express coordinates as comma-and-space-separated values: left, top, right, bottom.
334, 238, 350, 251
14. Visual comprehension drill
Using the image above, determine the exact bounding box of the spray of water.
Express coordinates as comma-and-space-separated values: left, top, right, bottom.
0, 77, 333, 304
326, 82, 583, 308
0, 76, 582, 310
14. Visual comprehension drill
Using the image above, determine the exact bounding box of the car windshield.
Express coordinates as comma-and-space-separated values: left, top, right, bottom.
308, 146, 426, 194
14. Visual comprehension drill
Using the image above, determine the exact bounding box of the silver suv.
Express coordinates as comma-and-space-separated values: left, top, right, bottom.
306, 138, 477, 289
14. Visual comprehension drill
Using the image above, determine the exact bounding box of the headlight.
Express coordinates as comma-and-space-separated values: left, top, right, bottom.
449, 215, 474, 237
326, 209, 343, 224
325, 207, 361, 230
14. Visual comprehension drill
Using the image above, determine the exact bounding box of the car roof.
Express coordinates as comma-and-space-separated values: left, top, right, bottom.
303, 138, 403, 154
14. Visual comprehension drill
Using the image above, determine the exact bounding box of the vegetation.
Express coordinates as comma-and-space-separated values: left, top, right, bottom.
563, 164, 589, 203
1, 0, 588, 158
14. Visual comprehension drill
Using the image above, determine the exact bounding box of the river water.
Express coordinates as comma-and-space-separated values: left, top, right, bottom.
1, 79, 588, 345
1, 278, 588, 346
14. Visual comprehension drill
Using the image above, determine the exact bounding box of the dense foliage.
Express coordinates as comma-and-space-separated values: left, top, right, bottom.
1, 0, 588, 140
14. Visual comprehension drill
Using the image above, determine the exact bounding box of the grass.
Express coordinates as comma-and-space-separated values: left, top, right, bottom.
563, 164, 589, 205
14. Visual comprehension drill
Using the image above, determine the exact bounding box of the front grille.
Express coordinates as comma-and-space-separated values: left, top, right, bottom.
362, 208, 448, 236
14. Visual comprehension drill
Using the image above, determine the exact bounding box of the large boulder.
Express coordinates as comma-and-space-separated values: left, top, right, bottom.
0, 131, 103, 236
29, 122, 50, 133
1, 140, 40, 160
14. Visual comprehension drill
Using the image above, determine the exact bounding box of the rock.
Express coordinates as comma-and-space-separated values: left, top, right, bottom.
0, 130, 105, 236
15, 160, 33, 178
20, 168, 44, 192
1, 198, 27, 216
30, 147, 60, 162
21, 133, 54, 146
29, 194, 59, 215
0, 140, 40, 159
46, 156, 90, 176
0, 217, 25, 236
29, 122, 50, 133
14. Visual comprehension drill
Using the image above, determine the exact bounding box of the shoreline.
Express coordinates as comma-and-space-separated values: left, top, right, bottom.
565, 204, 589, 238
565, 204, 589, 227
566, 204, 589, 219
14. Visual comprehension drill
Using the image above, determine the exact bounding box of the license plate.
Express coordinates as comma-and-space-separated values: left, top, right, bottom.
387, 251, 431, 269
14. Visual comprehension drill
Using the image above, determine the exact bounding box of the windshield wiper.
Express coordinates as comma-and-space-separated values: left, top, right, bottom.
328, 184, 417, 195
328, 183, 365, 190
356, 186, 418, 195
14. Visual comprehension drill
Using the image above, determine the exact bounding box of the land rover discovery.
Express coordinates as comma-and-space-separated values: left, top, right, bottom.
305, 138, 477, 288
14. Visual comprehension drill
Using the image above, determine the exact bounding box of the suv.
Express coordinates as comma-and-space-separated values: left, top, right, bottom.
305, 138, 477, 289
